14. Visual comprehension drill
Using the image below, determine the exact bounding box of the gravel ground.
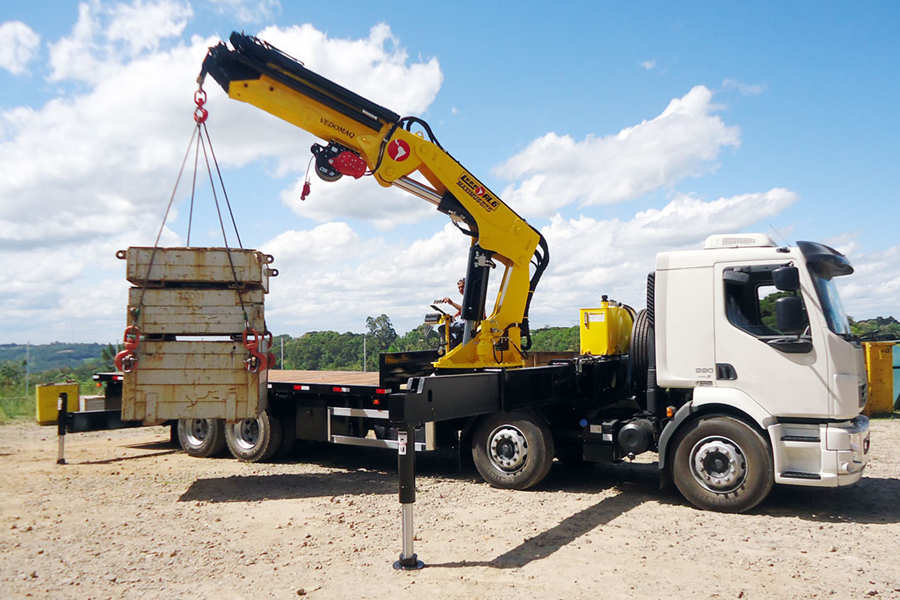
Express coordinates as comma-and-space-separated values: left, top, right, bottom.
1, 418, 899, 600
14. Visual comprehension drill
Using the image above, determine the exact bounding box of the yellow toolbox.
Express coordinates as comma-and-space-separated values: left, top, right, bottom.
862, 342, 896, 416
579, 299, 634, 356
35, 382, 80, 425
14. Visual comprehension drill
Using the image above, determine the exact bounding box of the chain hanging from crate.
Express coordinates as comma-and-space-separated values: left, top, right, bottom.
115, 85, 275, 374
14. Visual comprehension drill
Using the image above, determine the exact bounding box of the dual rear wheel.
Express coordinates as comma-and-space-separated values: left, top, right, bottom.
176, 410, 295, 462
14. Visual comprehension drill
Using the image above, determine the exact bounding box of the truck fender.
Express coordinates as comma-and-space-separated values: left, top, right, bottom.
458, 416, 481, 470
657, 387, 773, 482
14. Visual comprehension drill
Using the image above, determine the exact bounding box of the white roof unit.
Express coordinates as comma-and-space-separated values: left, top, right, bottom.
703, 233, 777, 250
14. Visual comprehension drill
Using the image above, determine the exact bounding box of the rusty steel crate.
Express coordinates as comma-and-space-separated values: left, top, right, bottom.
121, 340, 268, 424
127, 288, 264, 336
120, 247, 276, 291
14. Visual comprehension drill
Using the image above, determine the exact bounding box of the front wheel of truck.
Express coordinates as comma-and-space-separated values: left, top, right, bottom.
672, 415, 773, 513
177, 418, 227, 458
225, 410, 283, 463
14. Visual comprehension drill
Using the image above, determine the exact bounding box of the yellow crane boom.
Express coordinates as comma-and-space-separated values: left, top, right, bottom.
200, 32, 549, 370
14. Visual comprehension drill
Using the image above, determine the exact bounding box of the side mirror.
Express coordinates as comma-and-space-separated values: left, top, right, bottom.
773, 266, 800, 291
775, 296, 806, 334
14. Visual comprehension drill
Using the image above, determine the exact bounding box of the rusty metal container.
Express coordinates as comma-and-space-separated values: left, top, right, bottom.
119, 246, 276, 424
121, 340, 268, 424
127, 288, 264, 335
120, 247, 275, 291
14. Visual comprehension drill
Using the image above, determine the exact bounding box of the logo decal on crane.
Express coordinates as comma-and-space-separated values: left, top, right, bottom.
388, 139, 410, 162
456, 173, 499, 212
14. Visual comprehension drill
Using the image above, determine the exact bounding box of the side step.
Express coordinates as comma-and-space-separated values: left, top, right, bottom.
331, 435, 426, 452
780, 471, 822, 480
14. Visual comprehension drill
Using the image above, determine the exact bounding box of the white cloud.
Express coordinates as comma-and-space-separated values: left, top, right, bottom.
259, 222, 468, 333
495, 86, 741, 217
529, 189, 799, 321
0, 12, 445, 342
256, 190, 801, 336
640, 59, 656, 71
722, 78, 766, 96
0, 21, 41, 75
834, 242, 900, 320
256, 23, 442, 116
206, 0, 280, 23
1, 16, 443, 247
48, 0, 193, 83
280, 175, 436, 230
107, 0, 193, 54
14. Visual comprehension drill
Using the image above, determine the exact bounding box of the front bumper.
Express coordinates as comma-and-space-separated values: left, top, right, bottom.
770, 415, 870, 487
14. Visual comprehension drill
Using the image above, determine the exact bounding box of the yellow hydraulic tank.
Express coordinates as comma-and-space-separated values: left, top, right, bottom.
862, 342, 895, 416
579, 299, 634, 356
35, 382, 80, 425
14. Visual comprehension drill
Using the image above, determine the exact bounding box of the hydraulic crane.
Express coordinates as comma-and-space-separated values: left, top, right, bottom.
199, 32, 548, 371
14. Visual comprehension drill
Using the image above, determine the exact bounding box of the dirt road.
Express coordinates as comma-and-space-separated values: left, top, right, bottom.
1, 418, 899, 599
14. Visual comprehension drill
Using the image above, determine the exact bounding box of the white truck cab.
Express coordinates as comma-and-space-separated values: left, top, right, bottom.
654, 234, 869, 510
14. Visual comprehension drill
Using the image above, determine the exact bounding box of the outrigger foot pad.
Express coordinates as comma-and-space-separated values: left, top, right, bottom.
393, 554, 424, 571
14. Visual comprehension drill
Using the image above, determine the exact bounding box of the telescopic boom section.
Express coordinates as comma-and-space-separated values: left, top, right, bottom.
200, 32, 548, 369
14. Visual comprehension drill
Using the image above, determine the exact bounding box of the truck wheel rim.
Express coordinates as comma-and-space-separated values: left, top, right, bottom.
488, 425, 529, 473
232, 419, 261, 451
689, 436, 747, 494
185, 419, 209, 447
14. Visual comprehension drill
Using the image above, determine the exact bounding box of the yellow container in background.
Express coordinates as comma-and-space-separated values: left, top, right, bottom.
579, 299, 633, 356
35, 382, 80, 425
862, 342, 895, 416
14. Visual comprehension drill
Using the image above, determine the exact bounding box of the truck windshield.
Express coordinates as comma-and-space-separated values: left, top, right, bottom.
808, 266, 852, 336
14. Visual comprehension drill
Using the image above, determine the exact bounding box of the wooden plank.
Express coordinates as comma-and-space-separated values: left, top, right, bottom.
125, 247, 273, 291
269, 370, 380, 386
128, 288, 265, 334
135, 343, 254, 371
132, 370, 259, 386
130, 288, 265, 306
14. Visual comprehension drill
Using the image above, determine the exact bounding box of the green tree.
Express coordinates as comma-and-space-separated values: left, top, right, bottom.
850, 316, 900, 340
364, 314, 398, 371
390, 323, 440, 352
0, 360, 24, 390
528, 326, 579, 352
99, 343, 123, 370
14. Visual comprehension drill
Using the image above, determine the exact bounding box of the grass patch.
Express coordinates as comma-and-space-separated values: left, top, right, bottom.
0, 395, 33, 423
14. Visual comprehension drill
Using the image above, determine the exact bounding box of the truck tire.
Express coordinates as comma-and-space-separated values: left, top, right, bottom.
671, 416, 774, 513
177, 418, 227, 458
472, 411, 555, 490
225, 410, 283, 463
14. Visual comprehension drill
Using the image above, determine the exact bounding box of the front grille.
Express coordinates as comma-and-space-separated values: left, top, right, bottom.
859, 382, 868, 408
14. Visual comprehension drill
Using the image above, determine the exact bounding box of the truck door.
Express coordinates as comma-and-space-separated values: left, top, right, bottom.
713, 261, 829, 419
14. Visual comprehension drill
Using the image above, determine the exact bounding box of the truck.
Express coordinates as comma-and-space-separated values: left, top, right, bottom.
51, 32, 870, 566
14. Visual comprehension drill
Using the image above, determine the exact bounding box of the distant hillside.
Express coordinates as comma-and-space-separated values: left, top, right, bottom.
0, 343, 106, 372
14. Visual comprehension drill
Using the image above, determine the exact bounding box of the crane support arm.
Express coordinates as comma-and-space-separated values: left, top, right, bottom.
200, 32, 549, 370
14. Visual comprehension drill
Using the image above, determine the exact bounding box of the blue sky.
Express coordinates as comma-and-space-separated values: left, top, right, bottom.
0, 0, 897, 344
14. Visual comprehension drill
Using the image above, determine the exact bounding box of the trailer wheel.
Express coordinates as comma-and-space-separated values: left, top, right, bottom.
671, 416, 774, 513
472, 411, 555, 490
225, 410, 283, 463
177, 418, 227, 458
